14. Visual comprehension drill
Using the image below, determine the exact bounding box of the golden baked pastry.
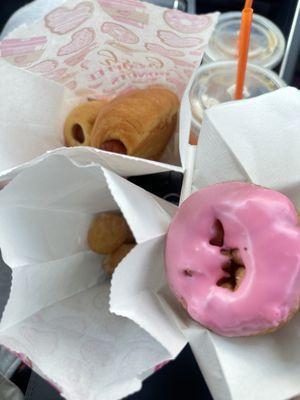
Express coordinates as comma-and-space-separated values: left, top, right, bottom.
189, 131, 198, 146
90, 87, 179, 160
64, 100, 106, 147
103, 244, 135, 276
87, 212, 134, 254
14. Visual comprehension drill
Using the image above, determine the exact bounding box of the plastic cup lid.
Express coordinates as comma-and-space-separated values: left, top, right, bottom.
204, 12, 286, 69
189, 61, 286, 126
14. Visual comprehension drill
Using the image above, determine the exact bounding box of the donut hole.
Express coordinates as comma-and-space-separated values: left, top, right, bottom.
217, 249, 246, 291
209, 219, 224, 247
72, 124, 85, 144
100, 140, 127, 155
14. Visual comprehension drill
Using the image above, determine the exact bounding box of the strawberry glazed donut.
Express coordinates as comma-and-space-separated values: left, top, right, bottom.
165, 182, 300, 337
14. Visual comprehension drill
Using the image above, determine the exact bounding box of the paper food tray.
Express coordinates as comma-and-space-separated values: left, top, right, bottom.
0, 0, 219, 180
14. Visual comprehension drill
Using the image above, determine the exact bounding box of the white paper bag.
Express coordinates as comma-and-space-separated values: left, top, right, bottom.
193, 87, 300, 207
0, 153, 188, 400
111, 86, 300, 400
0, 0, 219, 179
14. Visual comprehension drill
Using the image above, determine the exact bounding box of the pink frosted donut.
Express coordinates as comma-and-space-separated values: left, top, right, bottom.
165, 182, 300, 337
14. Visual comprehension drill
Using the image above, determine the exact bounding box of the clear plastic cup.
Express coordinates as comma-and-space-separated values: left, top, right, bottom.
203, 12, 286, 70
189, 61, 286, 136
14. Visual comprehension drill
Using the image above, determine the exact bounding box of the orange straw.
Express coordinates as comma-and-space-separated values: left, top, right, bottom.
234, 1, 254, 100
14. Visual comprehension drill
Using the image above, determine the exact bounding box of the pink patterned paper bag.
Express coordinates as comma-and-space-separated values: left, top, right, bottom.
0, 0, 219, 179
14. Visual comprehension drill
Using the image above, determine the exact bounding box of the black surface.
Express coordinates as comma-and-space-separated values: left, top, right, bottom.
125, 346, 213, 400
11, 365, 32, 395
25, 369, 62, 399
0, 1, 31, 31
0, 253, 12, 322
128, 172, 183, 205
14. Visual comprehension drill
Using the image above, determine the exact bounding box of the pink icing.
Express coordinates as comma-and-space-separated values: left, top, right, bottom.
165, 182, 300, 337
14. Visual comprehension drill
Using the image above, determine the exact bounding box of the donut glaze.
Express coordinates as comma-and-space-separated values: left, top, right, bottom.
165, 182, 300, 337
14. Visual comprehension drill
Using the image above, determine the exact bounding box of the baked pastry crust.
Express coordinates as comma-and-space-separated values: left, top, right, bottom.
90, 87, 179, 160
87, 212, 134, 254
103, 244, 135, 276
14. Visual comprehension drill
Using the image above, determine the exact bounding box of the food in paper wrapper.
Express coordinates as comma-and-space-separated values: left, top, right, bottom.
64, 86, 179, 160
165, 182, 300, 337
90, 86, 179, 160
